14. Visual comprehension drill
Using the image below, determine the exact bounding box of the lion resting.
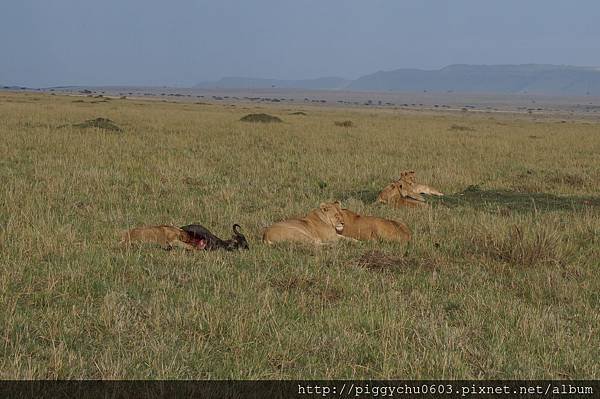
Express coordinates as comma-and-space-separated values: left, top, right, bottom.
263, 201, 348, 245
399, 170, 444, 196
377, 170, 443, 207
340, 208, 411, 242
120, 225, 206, 250
377, 179, 426, 206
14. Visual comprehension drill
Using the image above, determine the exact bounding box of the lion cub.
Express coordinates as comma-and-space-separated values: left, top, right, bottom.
340, 208, 411, 242
120, 225, 205, 250
263, 201, 348, 245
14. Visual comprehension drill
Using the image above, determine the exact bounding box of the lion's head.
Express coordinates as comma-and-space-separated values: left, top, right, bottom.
377, 170, 418, 203
319, 201, 344, 232
399, 170, 417, 185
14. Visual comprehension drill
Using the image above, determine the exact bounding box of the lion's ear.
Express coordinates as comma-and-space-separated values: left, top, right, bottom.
319, 203, 328, 211
333, 200, 341, 207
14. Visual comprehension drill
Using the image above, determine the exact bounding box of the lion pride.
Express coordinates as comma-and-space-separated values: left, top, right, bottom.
340, 208, 411, 242
263, 201, 348, 245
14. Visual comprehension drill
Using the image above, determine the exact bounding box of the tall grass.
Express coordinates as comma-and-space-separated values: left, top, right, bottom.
0, 92, 599, 379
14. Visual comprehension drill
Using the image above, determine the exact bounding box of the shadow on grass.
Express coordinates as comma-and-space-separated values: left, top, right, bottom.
338, 189, 379, 204
430, 185, 600, 213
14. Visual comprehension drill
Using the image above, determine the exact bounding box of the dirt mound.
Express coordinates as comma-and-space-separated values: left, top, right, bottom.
449, 124, 475, 132
289, 111, 307, 115
334, 120, 353, 127
73, 117, 122, 132
240, 113, 282, 123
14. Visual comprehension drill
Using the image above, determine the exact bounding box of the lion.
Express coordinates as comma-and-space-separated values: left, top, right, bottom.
399, 170, 444, 196
376, 179, 427, 207
120, 225, 206, 250
340, 208, 411, 242
263, 201, 351, 245
376, 171, 442, 207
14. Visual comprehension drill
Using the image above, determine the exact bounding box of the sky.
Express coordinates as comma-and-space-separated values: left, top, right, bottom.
1, 0, 600, 87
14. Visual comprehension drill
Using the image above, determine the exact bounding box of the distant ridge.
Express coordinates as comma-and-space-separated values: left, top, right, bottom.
196, 64, 600, 95
347, 64, 600, 95
195, 76, 350, 90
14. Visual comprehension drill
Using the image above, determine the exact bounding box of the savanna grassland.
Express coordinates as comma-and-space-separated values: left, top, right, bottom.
1, 91, 599, 379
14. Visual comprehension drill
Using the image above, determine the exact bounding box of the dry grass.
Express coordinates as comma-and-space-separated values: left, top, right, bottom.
351, 250, 411, 271
469, 224, 566, 267
0, 91, 599, 379
269, 276, 343, 304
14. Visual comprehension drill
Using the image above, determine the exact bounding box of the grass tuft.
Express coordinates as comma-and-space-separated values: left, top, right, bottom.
470, 224, 566, 267
240, 113, 282, 123
449, 124, 476, 131
72, 117, 122, 132
269, 276, 343, 304
351, 250, 411, 272
334, 120, 353, 127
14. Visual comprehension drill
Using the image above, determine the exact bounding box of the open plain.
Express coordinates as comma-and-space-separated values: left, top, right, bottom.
0, 90, 599, 378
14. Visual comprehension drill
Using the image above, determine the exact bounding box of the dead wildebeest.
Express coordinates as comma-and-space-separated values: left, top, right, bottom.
180, 223, 249, 251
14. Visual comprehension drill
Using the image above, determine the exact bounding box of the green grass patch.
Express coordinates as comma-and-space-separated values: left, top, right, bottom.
1, 91, 598, 379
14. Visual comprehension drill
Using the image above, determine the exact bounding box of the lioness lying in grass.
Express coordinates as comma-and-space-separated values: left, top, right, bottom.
340, 208, 411, 242
399, 170, 444, 196
377, 170, 443, 207
263, 201, 351, 245
120, 225, 206, 250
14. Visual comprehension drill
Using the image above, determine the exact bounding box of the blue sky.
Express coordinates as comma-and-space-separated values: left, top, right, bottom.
1, 0, 599, 87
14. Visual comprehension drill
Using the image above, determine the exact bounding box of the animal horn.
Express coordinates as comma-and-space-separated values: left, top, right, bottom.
233, 224, 242, 235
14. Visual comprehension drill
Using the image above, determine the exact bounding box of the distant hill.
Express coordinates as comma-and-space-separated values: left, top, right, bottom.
196, 65, 600, 95
347, 64, 600, 95
195, 76, 351, 90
